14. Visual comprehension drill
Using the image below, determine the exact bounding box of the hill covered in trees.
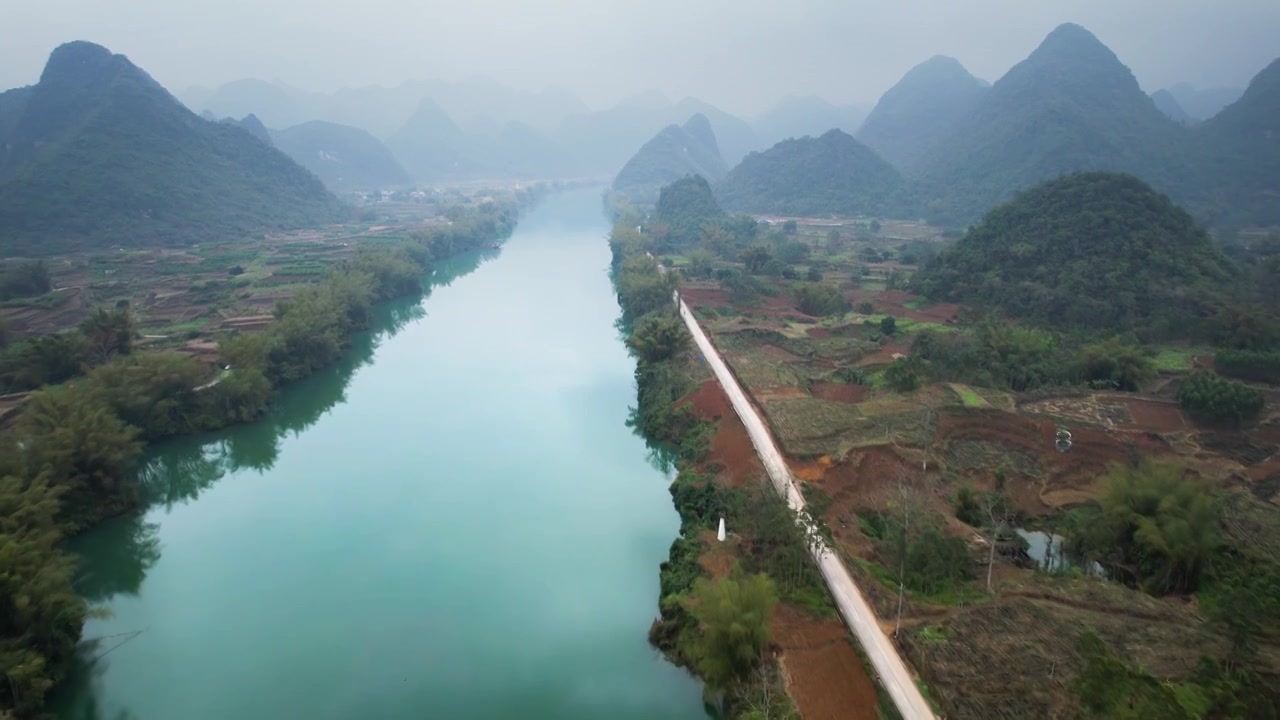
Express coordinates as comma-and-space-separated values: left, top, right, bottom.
856, 56, 989, 172
271, 120, 411, 193
1195, 58, 1280, 229
612, 114, 728, 204
909, 24, 1194, 226
0, 42, 343, 254
715, 130, 903, 216
652, 175, 725, 249
913, 172, 1235, 336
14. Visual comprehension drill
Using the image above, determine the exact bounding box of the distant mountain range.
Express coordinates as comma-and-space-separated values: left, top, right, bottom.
612, 114, 728, 204
752, 96, 869, 148
271, 120, 411, 193
0, 42, 342, 254
1164, 83, 1244, 122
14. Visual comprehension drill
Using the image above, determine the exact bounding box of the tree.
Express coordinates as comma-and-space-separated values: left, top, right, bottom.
1074, 338, 1155, 391
792, 283, 847, 317
1177, 371, 1264, 427
880, 315, 897, 336
687, 249, 716, 279
79, 307, 134, 364
885, 356, 926, 392
779, 241, 809, 265
870, 219, 882, 233
19, 387, 142, 529
627, 315, 690, 363
0, 472, 88, 716
742, 245, 773, 274
1083, 459, 1219, 594
982, 489, 1011, 592
687, 570, 778, 689
782, 219, 798, 235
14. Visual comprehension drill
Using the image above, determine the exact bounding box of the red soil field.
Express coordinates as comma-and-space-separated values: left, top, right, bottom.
772, 605, 880, 720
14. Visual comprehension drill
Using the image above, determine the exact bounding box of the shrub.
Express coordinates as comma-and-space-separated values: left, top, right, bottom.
1178, 371, 1264, 427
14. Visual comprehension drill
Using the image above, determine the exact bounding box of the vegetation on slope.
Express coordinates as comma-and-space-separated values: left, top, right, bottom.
0, 42, 344, 254
909, 23, 1194, 226
913, 172, 1234, 337
612, 114, 728, 204
652, 175, 726, 251
272, 120, 412, 193
1194, 58, 1280, 229
856, 55, 989, 173
716, 130, 904, 217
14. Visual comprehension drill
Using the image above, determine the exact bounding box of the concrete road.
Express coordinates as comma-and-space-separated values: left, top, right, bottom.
676, 294, 937, 720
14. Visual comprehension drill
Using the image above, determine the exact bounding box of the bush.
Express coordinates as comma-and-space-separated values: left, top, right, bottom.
1178, 371, 1264, 427
1215, 349, 1280, 385
885, 356, 926, 392
1074, 337, 1155, 391
792, 282, 847, 317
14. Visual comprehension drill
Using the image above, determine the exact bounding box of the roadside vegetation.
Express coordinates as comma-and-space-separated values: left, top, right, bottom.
613, 170, 1280, 719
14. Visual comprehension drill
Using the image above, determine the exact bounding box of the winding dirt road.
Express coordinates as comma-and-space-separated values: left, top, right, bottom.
676, 293, 936, 720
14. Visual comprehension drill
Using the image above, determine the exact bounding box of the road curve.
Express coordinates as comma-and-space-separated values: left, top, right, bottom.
676, 293, 936, 720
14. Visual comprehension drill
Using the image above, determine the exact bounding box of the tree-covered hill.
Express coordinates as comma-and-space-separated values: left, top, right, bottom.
856, 55, 989, 173
912, 172, 1236, 336
0, 42, 344, 254
653, 175, 725, 249
230, 113, 273, 145
715, 129, 903, 217
612, 114, 728, 205
271, 120, 411, 193
1194, 58, 1280, 229
909, 24, 1194, 226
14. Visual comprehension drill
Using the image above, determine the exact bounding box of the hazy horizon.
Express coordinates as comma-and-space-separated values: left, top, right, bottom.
2, 0, 1279, 117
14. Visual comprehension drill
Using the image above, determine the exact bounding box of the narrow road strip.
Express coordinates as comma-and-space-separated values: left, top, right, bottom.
676, 293, 937, 720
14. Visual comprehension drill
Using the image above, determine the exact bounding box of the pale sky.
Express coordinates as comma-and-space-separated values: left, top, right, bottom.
2, 0, 1278, 114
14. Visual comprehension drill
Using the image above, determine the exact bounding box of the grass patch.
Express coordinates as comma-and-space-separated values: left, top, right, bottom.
950, 384, 988, 408
1151, 346, 1206, 372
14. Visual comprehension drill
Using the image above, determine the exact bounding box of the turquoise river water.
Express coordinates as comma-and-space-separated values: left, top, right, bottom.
52, 190, 709, 720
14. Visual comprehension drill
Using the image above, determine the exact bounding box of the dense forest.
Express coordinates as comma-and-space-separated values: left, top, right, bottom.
0, 42, 344, 254
270, 120, 412, 193
650, 175, 726, 251
715, 130, 904, 217
0, 201, 518, 718
912, 172, 1236, 337
611, 114, 728, 205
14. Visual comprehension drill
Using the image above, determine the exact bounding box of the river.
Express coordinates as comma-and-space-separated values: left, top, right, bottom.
52, 190, 709, 720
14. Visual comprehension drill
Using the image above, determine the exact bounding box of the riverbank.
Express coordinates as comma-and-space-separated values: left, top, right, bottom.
0, 194, 534, 718
608, 219, 898, 719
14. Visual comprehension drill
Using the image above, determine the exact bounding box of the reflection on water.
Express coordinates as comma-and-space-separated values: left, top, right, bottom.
1015, 529, 1107, 577
59, 246, 500, 699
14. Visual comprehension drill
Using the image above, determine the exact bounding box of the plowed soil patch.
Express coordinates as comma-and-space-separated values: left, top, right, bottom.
1120, 398, 1189, 432
680, 287, 731, 308
677, 381, 761, 487
679, 380, 731, 419
809, 382, 868, 404
772, 605, 878, 720
806, 326, 831, 338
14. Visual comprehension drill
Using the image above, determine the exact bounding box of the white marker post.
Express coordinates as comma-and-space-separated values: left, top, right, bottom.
717, 517, 726, 542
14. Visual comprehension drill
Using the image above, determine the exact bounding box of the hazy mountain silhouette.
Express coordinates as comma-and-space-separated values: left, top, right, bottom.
271, 120, 411, 192
0, 41, 342, 254
613, 114, 728, 204
857, 56, 989, 172
752, 95, 869, 148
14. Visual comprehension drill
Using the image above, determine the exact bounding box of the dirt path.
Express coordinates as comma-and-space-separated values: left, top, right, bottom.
677, 291, 936, 720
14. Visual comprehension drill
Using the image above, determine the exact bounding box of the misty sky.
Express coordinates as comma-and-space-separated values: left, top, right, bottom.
3, 0, 1279, 115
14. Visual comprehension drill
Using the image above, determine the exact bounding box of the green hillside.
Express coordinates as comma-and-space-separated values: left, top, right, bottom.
612, 114, 728, 204
913, 172, 1235, 335
1194, 58, 1280, 228
0, 42, 343, 254
911, 24, 1194, 226
653, 174, 725, 249
272, 120, 411, 192
715, 129, 903, 216
856, 55, 988, 172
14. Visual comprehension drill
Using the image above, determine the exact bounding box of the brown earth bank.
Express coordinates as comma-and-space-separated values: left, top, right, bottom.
678, 380, 762, 487
771, 604, 880, 720
808, 382, 868, 404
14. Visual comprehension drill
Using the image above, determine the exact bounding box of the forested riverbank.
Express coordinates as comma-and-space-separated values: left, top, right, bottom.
0, 199, 524, 718
608, 211, 892, 719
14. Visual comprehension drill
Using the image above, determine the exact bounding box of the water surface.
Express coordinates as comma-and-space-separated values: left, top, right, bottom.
54, 190, 707, 720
